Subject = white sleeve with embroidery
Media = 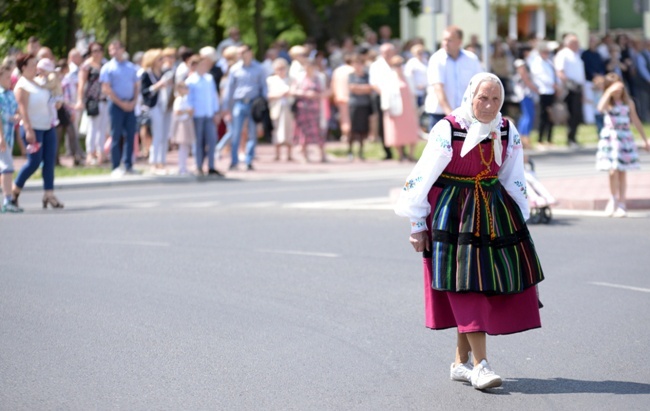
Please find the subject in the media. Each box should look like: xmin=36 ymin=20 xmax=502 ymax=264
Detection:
xmin=498 ymin=122 xmax=530 ymax=220
xmin=395 ymin=120 xmax=453 ymax=233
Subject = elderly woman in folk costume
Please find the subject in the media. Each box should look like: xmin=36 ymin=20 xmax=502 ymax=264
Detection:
xmin=395 ymin=72 xmax=544 ymax=391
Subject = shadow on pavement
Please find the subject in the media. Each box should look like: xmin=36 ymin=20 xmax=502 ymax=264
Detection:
xmin=480 ymin=378 xmax=650 ymax=395
xmin=528 ymin=216 xmax=579 ymax=226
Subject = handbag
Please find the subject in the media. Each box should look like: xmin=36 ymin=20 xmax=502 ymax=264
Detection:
xmin=85 ymin=96 xmax=99 ymax=116
xmin=547 ymin=100 xmax=569 ymax=125
xmin=251 ymin=95 xmax=269 ymax=123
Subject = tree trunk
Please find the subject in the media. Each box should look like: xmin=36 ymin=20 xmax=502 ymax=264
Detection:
xmin=66 ymin=0 xmax=78 ymax=52
xmin=288 ymin=0 xmax=325 ymax=42
xmin=214 ymin=0 xmax=223 ymax=47
xmin=121 ymin=13 xmax=128 ymax=50
xmin=254 ymin=0 xmax=264 ymax=59
xmin=289 ymin=0 xmax=365 ymax=47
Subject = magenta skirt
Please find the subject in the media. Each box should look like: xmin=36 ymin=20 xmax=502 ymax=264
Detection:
xmin=423 ymin=257 xmax=541 ymax=335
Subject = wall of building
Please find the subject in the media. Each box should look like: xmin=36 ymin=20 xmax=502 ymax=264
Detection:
xmin=400 ymin=0 xmax=594 ymax=50
xmin=555 ymin=0 xmax=589 ymax=46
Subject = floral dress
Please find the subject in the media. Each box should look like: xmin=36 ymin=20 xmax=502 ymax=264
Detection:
xmin=294 ymin=75 xmax=322 ymax=145
xmin=395 ymin=115 xmax=543 ymax=335
xmin=596 ymin=102 xmax=640 ymax=171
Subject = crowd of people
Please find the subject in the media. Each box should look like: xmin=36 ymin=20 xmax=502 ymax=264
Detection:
xmin=1 ymin=25 xmax=649 ymax=214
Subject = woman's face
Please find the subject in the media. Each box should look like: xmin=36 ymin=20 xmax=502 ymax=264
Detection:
xmin=472 ymin=81 xmax=502 ymax=123
xmin=90 ymin=45 xmax=104 ymax=63
xmin=153 ymin=56 xmax=163 ymax=72
xmin=21 ymin=57 xmax=37 ymax=78
xmin=274 ymin=64 xmax=288 ymax=78
xmin=0 ymin=70 xmax=11 ymax=89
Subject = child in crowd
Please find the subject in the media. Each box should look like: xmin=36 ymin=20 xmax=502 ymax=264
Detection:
xmin=35 ymin=58 xmax=63 ymax=128
xmin=172 ymin=82 xmax=195 ymax=175
xmin=591 ymin=74 xmax=605 ymax=136
xmin=596 ymin=73 xmax=650 ymax=217
xmin=0 ymin=63 xmax=22 ymax=213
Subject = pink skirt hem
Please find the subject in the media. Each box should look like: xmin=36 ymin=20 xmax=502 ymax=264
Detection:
xmin=423 ymin=258 xmax=541 ymax=336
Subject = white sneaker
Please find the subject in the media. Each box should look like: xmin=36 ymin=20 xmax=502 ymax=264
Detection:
xmin=470 ymin=359 xmax=502 ymax=390
xmin=110 ymin=168 xmax=125 ymax=178
xmin=613 ymin=206 xmax=627 ymax=218
xmin=450 ymin=360 xmax=473 ymax=382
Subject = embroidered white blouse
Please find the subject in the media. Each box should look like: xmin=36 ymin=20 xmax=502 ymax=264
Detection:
xmin=395 ymin=118 xmax=530 ymax=233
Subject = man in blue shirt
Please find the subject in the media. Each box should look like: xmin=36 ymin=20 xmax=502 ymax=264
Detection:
xmin=634 ymin=39 xmax=650 ymax=123
xmin=186 ymin=55 xmax=222 ymax=176
xmin=100 ymin=40 xmax=139 ymax=175
xmin=223 ymin=44 xmax=268 ymax=171
xmin=581 ymin=35 xmax=607 ymax=125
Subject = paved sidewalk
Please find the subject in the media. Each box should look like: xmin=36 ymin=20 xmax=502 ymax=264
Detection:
xmin=525 ymin=146 xmax=650 ymax=212
xmin=15 ymin=142 xmax=650 ymax=212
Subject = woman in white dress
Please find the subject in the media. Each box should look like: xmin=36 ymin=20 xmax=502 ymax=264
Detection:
xmin=266 ymin=58 xmax=294 ymax=161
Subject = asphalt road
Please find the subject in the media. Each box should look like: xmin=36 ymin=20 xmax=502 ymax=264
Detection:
xmin=1 ymin=171 xmax=649 ymax=410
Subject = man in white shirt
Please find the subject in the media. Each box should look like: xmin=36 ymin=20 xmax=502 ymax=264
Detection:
xmin=369 ymin=43 xmax=396 ymax=160
xmin=555 ymin=33 xmax=586 ymax=147
xmin=424 ymin=26 xmax=483 ymax=130
xmin=530 ymin=42 xmax=561 ymax=146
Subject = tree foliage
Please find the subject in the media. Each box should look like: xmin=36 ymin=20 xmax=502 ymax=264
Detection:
xmin=0 ymin=0 xmax=597 ymax=59
xmin=0 ymin=0 xmax=78 ymax=57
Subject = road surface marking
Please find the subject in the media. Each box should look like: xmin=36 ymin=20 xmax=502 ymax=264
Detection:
xmin=257 ymin=249 xmax=340 ymax=258
xmin=89 ymin=240 xmax=171 ymax=247
xmin=552 ymin=209 xmax=650 ymax=218
xmin=284 ymin=197 xmax=392 ymax=210
xmin=590 ymin=282 xmax=650 ymax=293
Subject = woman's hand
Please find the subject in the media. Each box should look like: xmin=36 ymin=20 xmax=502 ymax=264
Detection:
xmin=24 ymin=128 xmax=36 ymax=144
xmin=607 ymin=82 xmax=625 ymax=94
xmin=410 ymin=231 xmax=430 ymax=253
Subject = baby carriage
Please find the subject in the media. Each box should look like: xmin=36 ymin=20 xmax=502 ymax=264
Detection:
xmin=525 ymin=158 xmax=556 ymax=224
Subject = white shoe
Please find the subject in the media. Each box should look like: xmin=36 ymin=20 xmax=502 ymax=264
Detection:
xmin=470 ymin=359 xmax=502 ymax=390
xmin=450 ymin=360 xmax=474 ymax=382
xmin=613 ymin=205 xmax=627 ymax=218
xmin=110 ymin=168 xmax=125 ymax=178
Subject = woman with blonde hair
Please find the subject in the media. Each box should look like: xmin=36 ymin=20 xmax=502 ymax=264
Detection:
xmin=140 ymin=48 xmax=173 ymax=173
xmin=381 ymin=55 xmax=419 ymax=161
xmin=266 ymin=58 xmax=294 ymax=161
xmin=597 ymin=72 xmax=650 ymax=217
xmin=291 ymin=59 xmax=324 ymax=162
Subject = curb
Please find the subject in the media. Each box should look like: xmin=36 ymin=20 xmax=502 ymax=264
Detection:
xmin=22 ymin=173 xmax=232 ymax=191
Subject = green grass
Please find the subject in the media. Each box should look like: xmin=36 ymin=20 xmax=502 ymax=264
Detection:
xmin=328 ymin=124 xmax=650 ymax=160
xmin=29 ymin=166 xmax=112 ymax=180
xmin=15 ymin=124 xmax=648 ymax=179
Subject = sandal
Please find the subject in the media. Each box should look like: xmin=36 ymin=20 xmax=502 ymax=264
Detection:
xmin=42 ymin=195 xmax=64 ymax=209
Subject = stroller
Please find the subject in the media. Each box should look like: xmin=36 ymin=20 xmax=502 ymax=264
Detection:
xmin=524 ymin=158 xmax=556 ymax=224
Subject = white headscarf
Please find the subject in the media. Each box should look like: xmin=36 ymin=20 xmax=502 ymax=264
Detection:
xmin=452 ymin=72 xmax=505 ymax=166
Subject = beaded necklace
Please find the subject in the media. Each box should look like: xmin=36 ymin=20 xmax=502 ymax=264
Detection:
xmin=478 ymin=137 xmax=494 ymax=170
